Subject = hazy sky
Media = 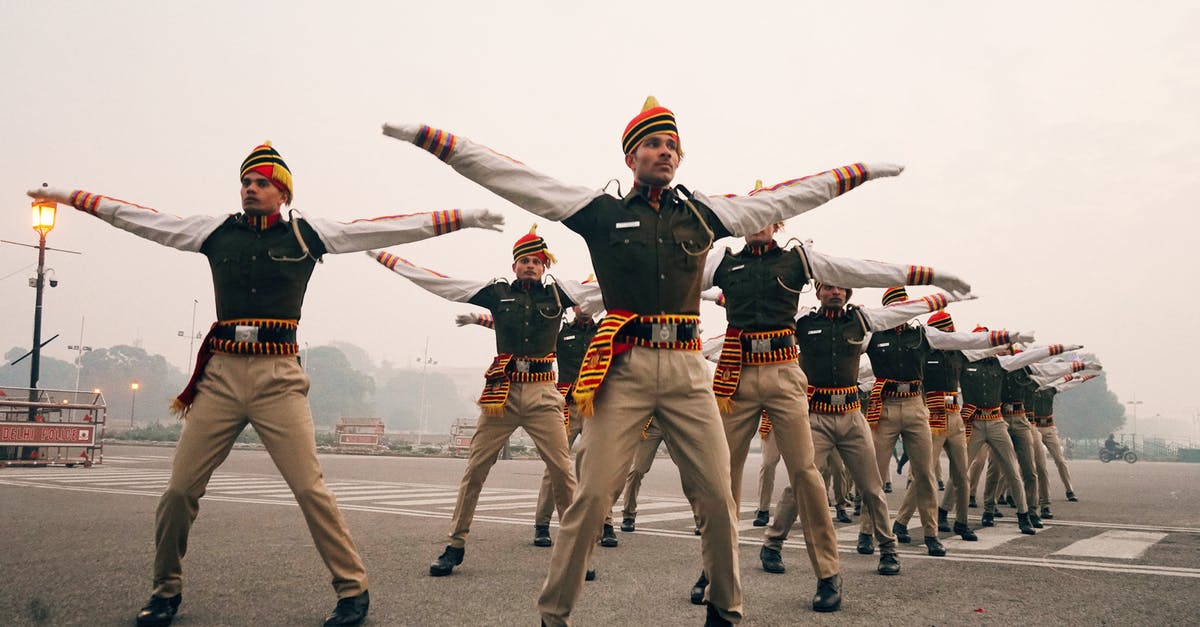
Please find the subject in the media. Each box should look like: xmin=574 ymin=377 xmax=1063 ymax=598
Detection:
xmin=2 ymin=2 xmax=1197 ymax=433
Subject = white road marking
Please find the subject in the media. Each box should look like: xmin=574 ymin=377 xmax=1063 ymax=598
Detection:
xmin=1053 ymin=530 xmax=1168 ymax=559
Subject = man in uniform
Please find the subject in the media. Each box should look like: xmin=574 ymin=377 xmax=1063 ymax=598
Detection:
xmin=29 ymin=142 xmax=504 ymax=627
xmin=366 ymin=228 xmax=601 ymax=577
xmin=382 ymin=96 xmax=903 ymax=624
xmin=862 ymin=288 xmax=1032 ymax=555
xmin=763 ymin=284 xmax=966 ymax=574
xmin=700 ymin=223 xmax=973 ymax=589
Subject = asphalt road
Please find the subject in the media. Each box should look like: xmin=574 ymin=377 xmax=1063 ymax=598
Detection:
xmin=1 ymin=444 xmax=1197 ymax=626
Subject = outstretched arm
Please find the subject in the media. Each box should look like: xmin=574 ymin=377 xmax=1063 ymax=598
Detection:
xmin=383 ymin=123 xmax=603 ymax=221
xmin=927 ymin=327 xmax=1035 ymax=350
xmin=556 ymin=279 xmax=605 ymax=317
xmin=366 ymin=250 xmax=492 ymax=303
xmin=997 ymin=344 xmax=1084 ymax=371
xmin=28 ymin=187 xmax=224 ymax=252
xmin=805 ymin=246 xmax=971 ymax=297
xmin=455 ymin=312 xmax=495 ymax=329
xmin=694 ymin=164 xmax=904 ymax=237
xmin=308 ymin=208 xmax=504 ymax=254
xmin=859 ymin=291 xmax=965 ymax=331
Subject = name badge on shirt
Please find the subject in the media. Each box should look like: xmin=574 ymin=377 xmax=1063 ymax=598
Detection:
xmin=927 ymin=360 xmax=940 ymax=364
xmin=563 ymin=335 xmax=576 ymax=341
xmin=807 ymin=329 xmax=823 ymax=335
xmin=500 ymin=298 xmax=516 ymax=303
xmin=730 ymin=264 xmax=745 ymax=272
xmin=615 ymin=221 xmax=640 ymax=229
xmin=877 ymin=342 xmax=891 ymax=347
xmin=966 ymin=368 xmax=978 ymax=372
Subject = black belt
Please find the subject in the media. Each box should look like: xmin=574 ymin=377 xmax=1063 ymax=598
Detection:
xmin=1002 ymin=402 xmax=1025 ymax=413
xmin=619 ymin=321 xmax=699 ymax=343
xmin=509 ymin=359 xmax=555 ymax=374
xmin=212 ymin=324 xmax=297 ymax=344
xmin=741 ymin=334 xmax=797 ymax=353
xmin=810 ymin=390 xmax=860 ymax=406
xmin=882 ymin=380 xmax=922 ymax=395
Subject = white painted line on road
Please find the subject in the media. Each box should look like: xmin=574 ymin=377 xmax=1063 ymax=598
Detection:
xmin=634 ymin=505 xmax=757 ymax=524
xmin=617 ymin=501 xmax=691 ymax=512
xmin=377 ymin=493 xmax=533 ymax=507
xmin=1052 ymin=530 xmax=1167 ymax=559
xmin=335 ymin=490 xmax=451 ymax=502
xmin=471 ymin=500 xmax=539 ymax=511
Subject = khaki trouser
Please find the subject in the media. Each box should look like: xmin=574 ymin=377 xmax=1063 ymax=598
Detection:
xmin=767 ymin=408 xmax=896 ymax=554
xmin=864 ymin=396 xmax=938 ymax=538
xmin=822 ymin=449 xmax=851 ymax=508
xmin=757 ymin=431 xmax=782 ymax=512
xmin=988 ymin=411 xmax=1039 ymax=513
xmin=900 ymin=408 xmax=969 ymax=526
xmin=450 ymin=381 xmax=575 ymax=548
xmin=154 ymin=354 xmax=366 ymax=599
xmin=536 ymin=406 xmax=614 ymax=527
xmin=723 ymin=362 xmax=839 ymax=579
xmin=1038 ymin=425 xmax=1076 ymax=495
xmin=964 ymin=419 xmax=1028 ymax=514
xmin=1030 ymin=424 xmax=1052 ymax=508
xmin=618 ymin=419 xmax=665 ymax=520
xmin=538 ymin=348 xmax=742 ymax=626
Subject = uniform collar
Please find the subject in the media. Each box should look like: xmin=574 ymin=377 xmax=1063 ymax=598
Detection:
xmin=741 ymin=240 xmax=779 ymax=256
xmin=238 ymin=212 xmax=283 ymax=232
xmin=819 ymin=306 xmax=846 ymax=319
xmin=629 ymin=183 xmax=675 ymax=210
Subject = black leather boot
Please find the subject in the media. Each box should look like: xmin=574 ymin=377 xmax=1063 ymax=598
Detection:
xmin=937 ymin=507 xmax=951 ymax=532
xmin=1029 ymin=512 xmax=1044 ymax=528
xmin=621 ymin=517 xmax=636 ymax=532
xmin=969 ymin=495 xmax=978 ymax=508
xmin=1066 ymin=491 xmax=1078 ymax=502
xmin=429 ymin=545 xmax=465 ymax=576
xmin=600 ymin=523 xmax=619 ymax=547
xmin=759 ymin=546 xmax=785 ymax=574
xmin=892 ymin=521 xmax=911 ymax=544
xmin=877 ymin=552 xmax=900 ymax=576
xmin=924 ymin=536 xmax=947 ymax=557
xmin=705 ymin=603 xmax=733 ymax=627
xmin=533 ymin=525 xmax=552 ymax=547
xmin=981 ymin=511 xmax=995 ymax=527
xmin=812 ymin=574 xmax=842 ymax=612
xmin=323 ymin=590 xmax=369 ymax=627
xmin=689 ymin=571 xmax=708 ymax=605
xmin=856 ymin=533 xmax=875 ymax=555
xmin=752 ymin=509 xmax=770 ymax=526
xmin=954 ymin=521 xmax=978 ymax=541
xmin=1040 ymin=507 xmax=1054 ymax=519
xmin=835 ymin=508 xmax=852 ymax=524
xmin=1017 ymin=512 xmax=1036 ymax=535
xmin=136 ymin=594 xmax=182 ymax=627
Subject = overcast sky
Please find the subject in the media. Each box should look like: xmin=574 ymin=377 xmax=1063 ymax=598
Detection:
xmin=2 ymin=1 xmax=1197 ymax=434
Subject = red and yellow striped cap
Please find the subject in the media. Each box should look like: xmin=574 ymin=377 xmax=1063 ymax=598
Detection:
xmin=513 ymin=224 xmax=556 ymax=266
xmin=882 ymin=286 xmax=908 ymax=306
xmin=928 ymin=311 xmax=955 ymax=332
xmin=622 ymin=96 xmax=682 ymax=156
xmin=240 ymin=141 xmax=293 ymax=201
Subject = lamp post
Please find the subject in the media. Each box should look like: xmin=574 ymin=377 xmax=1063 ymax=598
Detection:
xmin=178 ymin=298 xmax=201 ymax=374
xmin=28 ymin=200 xmax=57 ymax=404
xmin=415 ymin=337 xmax=437 ymax=446
xmin=130 ymin=381 xmax=140 ymax=427
xmin=1126 ymin=398 xmax=1143 ymax=450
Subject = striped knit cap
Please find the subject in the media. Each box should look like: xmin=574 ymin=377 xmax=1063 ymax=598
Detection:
xmin=928 ymin=311 xmax=955 ymax=332
xmin=513 ymin=224 xmax=556 ymax=266
xmin=240 ymin=141 xmax=293 ymax=201
xmin=882 ymin=286 xmax=908 ymax=306
xmin=621 ymin=96 xmax=682 ymax=157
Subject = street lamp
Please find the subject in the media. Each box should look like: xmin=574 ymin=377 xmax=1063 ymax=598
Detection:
xmin=1126 ymin=399 xmax=1143 ymax=450
xmin=130 ymin=381 xmax=140 ymax=427
xmin=21 ymin=199 xmax=57 ymax=460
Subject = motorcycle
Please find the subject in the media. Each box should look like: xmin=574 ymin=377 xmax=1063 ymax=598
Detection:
xmin=1099 ymin=445 xmax=1138 ymax=463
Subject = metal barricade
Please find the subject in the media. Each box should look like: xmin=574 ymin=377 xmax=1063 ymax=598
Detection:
xmin=0 ymin=386 xmax=107 ymax=467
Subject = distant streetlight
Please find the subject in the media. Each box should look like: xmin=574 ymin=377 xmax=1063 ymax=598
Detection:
xmin=178 ymin=298 xmax=202 ymax=374
xmin=1126 ymin=398 xmax=1143 ymax=449
xmin=415 ymin=337 xmax=437 ymax=446
xmin=130 ymin=381 xmax=140 ymax=427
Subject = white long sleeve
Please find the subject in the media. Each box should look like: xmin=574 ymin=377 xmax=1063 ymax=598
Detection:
xmin=859 ymin=292 xmax=959 ymax=331
xmin=807 ymin=247 xmax=972 ymax=297
xmin=365 ymin=250 xmax=493 ymax=303
xmin=695 ymin=164 xmax=903 ymax=237
xmin=926 ymin=327 xmax=1027 ymax=350
xmin=45 ymin=188 xmax=224 ymax=252
xmin=556 ymin=278 xmax=605 ymax=317
xmin=995 ymin=344 xmax=1084 ymax=371
xmin=307 ymin=209 xmax=490 ymax=253
xmin=383 ymin=123 xmax=602 ymax=220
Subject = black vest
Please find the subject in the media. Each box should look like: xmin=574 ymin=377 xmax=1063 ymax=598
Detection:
xmin=468 ymin=281 xmax=565 ymax=357
xmin=924 ymin=349 xmax=966 ymax=393
xmin=960 ymin=356 xmax=1005 ymax=408
xmin=713 ymin=244 xmax=811 ymax=332
xmin=1031 ymin=388 xmax=1057 ymax=416
xmin=556 ymin=320 xmax=598 ymax=383
xmin=1001 ymin=368 xmax=1035 ymax=403
xmin=866 ymin=324 xmax=928 ymax=381
xmin=200 ymin=215 xmax=327 ymax=320
xmin=796 ymin=307 xmax=867 ymax=388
